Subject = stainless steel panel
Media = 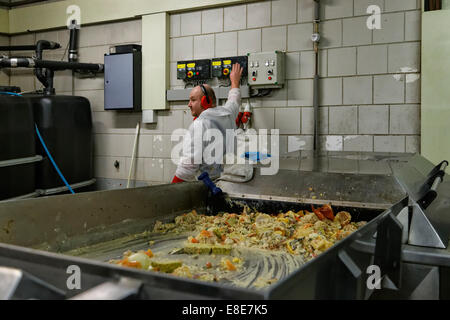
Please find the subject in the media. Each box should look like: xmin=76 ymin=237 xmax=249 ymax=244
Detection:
xmin=218 ymin=169 xmax=406 ymax=209
xmin=391 ymin=154 xmax=450 ymax=248
xmin=0 ymin=182 xmax=206 ymax=250
xmin=70 ymin=277 xmax=142 ymax=300
xmin=0 ymin=152 xmax=448 ymax=299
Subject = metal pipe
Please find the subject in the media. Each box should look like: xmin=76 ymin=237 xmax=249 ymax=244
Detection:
xmin=0 ymin=155 xmax=43 ymax=168
xmin=0 ymin=178 xmax=97 ymax=203
xmin=0 ymin=45 xmax=40 ymax=51
xmin=34 ymin=40 xmax=61 ymax=92
xmin=39 ymin=178 xmax=96 ymax=196
xmin=44 ymin=69 xmax=55 ymax=95
xmin=68 ymin=19 xmax=80 ymax=95
xmin=0 ymin=57 xmax=104 ymax=71
xmin=0 ymin=42 xmax=60 ymax=52
xmin=312 ymin=0 xmax=321 ymax=153
xmin=37 ymin=59 xmax=104 ymax=71
xmin=68 ymin=20 xmax=79 ymax=63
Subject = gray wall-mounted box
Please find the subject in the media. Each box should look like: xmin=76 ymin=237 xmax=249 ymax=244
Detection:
xmin=248 ymin=51 xmax=285 ymax=89
xmin=104 ymin=51 xmax=142 ymax=110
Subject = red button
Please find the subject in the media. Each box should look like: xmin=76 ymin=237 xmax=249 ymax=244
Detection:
xmin=252 ymin=77 xmax=256 ymax=81
xmin=196 ymin=72 xmax=199 ymax=75
xmin=268 ymin=76 xmax=272 ymax=80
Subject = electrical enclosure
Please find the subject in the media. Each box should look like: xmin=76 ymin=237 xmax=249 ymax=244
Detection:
xmin=248 ymin=51 xmax=285 ymax=88
xmin=104 ymin=51 xmax=142 ymax=110
xmin=177 ymin=59 xmax=211 ymax=81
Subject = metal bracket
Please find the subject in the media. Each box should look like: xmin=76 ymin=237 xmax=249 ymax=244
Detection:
xmin=0 ymin=266 xmax=66 ymax=300
xmin=338 ymin=250 xmax=362 ymax=279
xmin=70 ymin=277 xmax=142 ymax=300
xmin=374 ymin=212 xmax=403 ymax=290
xmin=408 ymin=202 xmax=446 ymax=248
xmin=396 ymin=206 xmax=410 ymax=244
xmin=334 ymin=250 xmax=363 ymax=299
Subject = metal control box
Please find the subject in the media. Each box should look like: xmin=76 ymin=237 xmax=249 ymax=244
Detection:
xmin=177 ymin=59 xmax=211 ymax=81
xmin=104 ymin=51 xmax=142 ymax=110
xmin=248 ymin=51 xmax=285 ymax=88
xmin=212 ymin=56 xmax=248 ymax=79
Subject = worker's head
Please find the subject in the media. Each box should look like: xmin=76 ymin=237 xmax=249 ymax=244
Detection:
xmin=188 ymin=84 xmax=217 ymax=117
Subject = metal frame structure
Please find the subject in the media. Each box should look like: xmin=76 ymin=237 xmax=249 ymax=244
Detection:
xmin=0 ymin=153 xmax=449 ymax=299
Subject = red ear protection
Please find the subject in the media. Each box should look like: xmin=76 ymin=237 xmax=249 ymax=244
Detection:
xmin=201 ymin=96 xmax=212 ymax=109
xmin=200 ymin=84 xmax=212 ymax=109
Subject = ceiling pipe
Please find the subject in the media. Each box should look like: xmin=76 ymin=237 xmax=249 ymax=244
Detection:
xmin=0 ymin=56 xmax=104 ymax=95
xmin=0 ymin=45 xmax=41 ymax=51
xmin=68 ymin=19 xmax=79 ymax=63
xmin=0 ymin=57 xmax=103 ymax=71
xmin=34 ymin=40 xmax=60 ymax=94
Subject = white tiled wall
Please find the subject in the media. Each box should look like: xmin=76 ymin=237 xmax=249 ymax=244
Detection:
xmin=168 ymin=0 xmax=421 ymax=171
xmin=6 ymin=0 xmax=422 ymax=186
xmin=171 ymin=0 xmax=421 ymax=159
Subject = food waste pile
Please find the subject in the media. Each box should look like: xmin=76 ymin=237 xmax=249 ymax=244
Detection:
xmin=110 ymin=204 xmax=366 ymax=289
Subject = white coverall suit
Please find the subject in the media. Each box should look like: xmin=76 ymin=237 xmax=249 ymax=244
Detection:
xmin=174 ymin=88 xmax=241 ymax=181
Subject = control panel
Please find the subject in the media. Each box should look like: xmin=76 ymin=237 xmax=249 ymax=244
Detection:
xmin=211 ymin=56 xmax=248 ymax=79
xmin=177 ymin=59 xmax=211 ymax=81
xmin=248 ymin=51 xmax=285 ymax=88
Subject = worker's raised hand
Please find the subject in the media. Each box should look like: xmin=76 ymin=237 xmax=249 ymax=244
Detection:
xmin=230 ymin=62 xmax=243 ymax=89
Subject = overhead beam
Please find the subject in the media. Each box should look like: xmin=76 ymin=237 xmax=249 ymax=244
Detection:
xmin=7 ymin=0 xmax=254 ymax=34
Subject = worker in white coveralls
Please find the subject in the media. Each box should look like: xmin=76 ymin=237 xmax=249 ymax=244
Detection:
xmin=172 ymin=63 xmax=244 ymax=183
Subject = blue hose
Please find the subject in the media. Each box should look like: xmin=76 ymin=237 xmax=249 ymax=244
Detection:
xmin=0 ymin=91 xmax=22 ymax=96
xmin=0 ymin=91 xmax=75 ymax=194
xmin=35 ymin=124 xmax=75 ymax=194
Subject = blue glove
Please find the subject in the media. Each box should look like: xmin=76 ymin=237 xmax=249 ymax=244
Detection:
xmin=198 ymin=172 xmax=222 ymax=196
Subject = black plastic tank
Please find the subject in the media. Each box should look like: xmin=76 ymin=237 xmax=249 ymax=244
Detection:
xmin=0 ymin=96 xmax=36 ymax=200
xmin=29 ymin=95 xmax=93 ymax=190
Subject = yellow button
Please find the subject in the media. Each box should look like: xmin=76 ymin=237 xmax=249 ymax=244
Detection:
xmin=187 ymin=71 xmax=194 ymax=78
xmin=223 ymin=68 xmax=229 ymax=75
